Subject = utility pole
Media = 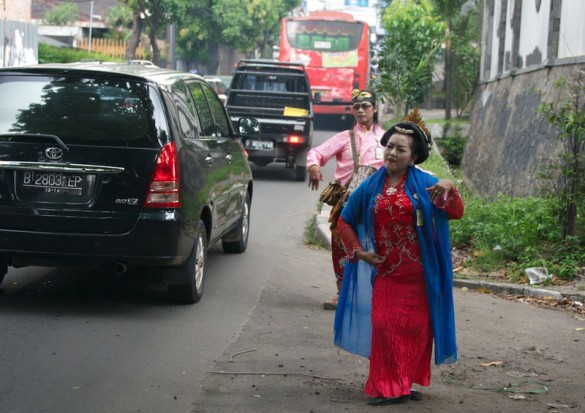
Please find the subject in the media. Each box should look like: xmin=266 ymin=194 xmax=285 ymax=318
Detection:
xmin=166 ymin=24 xmax=176 ymax=69
xmin=2 ymin=0 xmax=6 ymax=67
xmin=88 ymin=0 xmax=93 ymax=52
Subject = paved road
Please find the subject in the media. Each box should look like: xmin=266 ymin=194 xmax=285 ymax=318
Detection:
xmin=0 ymin=128 xmax=336 ymax=413
xmin=196 ymin=249 xmax=585 ymax=412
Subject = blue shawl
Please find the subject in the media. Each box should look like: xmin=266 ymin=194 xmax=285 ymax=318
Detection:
xmin=334 ymin=165 xmax=458 ymax=365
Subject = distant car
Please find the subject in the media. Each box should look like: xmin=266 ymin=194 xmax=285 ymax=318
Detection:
xmin=0 ymin=62 xmax=257 ymax=304
xmin=128 ymin=60 xmax=158 ymax=67
xmin=204 ymin=76 xmax=228 ymax=106
xmin=217 ymin=75 xmax=233 ymax=89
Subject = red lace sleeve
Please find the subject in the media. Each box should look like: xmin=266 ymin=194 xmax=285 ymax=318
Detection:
xmin=336 ymin=216 xmax=363 ymax=261
xmin=435 ymin=188 xmax=464 ymax=219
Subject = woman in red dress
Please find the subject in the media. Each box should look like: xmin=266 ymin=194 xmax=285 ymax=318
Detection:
xmin=334 ymin=109 xmax=464 ymax=406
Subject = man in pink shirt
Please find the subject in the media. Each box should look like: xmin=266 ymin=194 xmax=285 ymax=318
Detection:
xmin=307 ymin=89 xmax=386 ymax=309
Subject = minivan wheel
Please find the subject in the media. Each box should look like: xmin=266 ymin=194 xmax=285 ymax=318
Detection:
xmin=0 ymin=260 xmax=7 ymax=286
xmin=166 ymin=220 xmax=207 ymax=304
xmin=222 ymin=193 xmax=250 ymax=253
xmin=294 ymin=165 xmax=307 ymax=181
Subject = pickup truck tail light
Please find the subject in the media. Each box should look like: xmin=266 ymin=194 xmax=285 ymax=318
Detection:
xmin=286 ymin=135 xmax=305 ymax=144
xmin=144 ymin=142 xmax=181 ymax=208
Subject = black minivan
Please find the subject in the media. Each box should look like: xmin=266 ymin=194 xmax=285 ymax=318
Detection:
xmin=0 ymin=62 xmax=256 ymax=303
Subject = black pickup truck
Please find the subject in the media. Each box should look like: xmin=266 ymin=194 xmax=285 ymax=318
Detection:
xmin=226 ymin=60 xmax=313 ymax=181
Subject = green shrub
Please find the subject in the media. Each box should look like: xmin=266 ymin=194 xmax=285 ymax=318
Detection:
xmin=449 ymin=194 xmax=585 ymax=280
xmin=437 ymin=122 xmax=466 ymax=166
xmin=44 ymin=3 xmax=78 ymax=26
xmin=39 ymin=43 xmax=118 ymax=64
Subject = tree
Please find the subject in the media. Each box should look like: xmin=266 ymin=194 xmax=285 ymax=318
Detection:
xmin=373 ymin=0 xmax=445 ymax=118
xmin=213 ymin=0 xmax=298 ymax=58
xmin=539 ymin=75 xmax=585 ymax=238
xmin=44 ymin=3 xmax=78 ymax=26
xmin=176 ymin=0 xmax=298 ymax=73
xmin=121 ymin=0 xmax=187 ymax=65
xmin=106 ymin=4 xmax=134 ymax=41
xmin=450 ymin=0 xmax=480 ymax=117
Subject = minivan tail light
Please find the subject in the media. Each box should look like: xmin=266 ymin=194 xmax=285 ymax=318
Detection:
xmin=144 ymin=142 xmax=181 ymax=208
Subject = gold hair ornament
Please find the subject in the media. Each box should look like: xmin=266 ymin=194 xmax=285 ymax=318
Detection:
xmin=402 ymin=108 xmax=430 ymax=141
xmin=400 ymin=108 xmax=432 ymax=157
xmin=352 ymin=89 xmax=373 ymax=100
xmin=394 ymin=126 xmax=414 ymax=135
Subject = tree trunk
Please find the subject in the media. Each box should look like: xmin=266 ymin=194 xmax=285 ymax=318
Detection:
xmin=206 ymin=43 xmax=219 ymax=75
xmin=148 ymin=27 xmax=160 ymax=66
xmin=126 ymin=12 xmax=142 ymax=60
xmin=444 ymin=24 xmax=452 ymax=121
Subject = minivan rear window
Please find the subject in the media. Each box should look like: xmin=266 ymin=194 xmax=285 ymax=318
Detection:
xmin=0 ymin=74 xmax=168 ymax=148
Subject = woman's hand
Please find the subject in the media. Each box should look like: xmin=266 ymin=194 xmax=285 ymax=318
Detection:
xmin=308 ymin=165 xmax=323 ymax=191
xmin=356 ymin=250 xmax=385 ymax=266
xmin=426 ymin=179 xmax=455 ymax=204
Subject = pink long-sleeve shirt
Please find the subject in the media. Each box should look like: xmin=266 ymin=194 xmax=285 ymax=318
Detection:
xmin=307 ymin=123 xmax=386 ymax=186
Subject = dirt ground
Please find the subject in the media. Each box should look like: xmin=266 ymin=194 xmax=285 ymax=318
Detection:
xmin=194 ymin=248 xmax=585 ymax=413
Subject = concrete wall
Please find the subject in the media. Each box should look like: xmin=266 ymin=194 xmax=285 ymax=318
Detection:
xmin=462 ymin=60 xmax=584 ymax=198
xmin=465 ymin=0 xmax=585 ymax=198
xmin=0 ymin=0 xmax=32 ymax=22
xmin=0 ymin=20 xmax=38 ymax=67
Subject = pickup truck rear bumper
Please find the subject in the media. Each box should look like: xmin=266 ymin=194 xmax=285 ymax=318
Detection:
xmin=231 ymin=115 xmax=312 ymax=167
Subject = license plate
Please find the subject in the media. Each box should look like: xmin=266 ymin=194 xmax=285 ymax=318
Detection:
xmin=246 ymin=140 xmax=274 ymax=151
xmin=21 ymin=171 xmax=84 ymax=196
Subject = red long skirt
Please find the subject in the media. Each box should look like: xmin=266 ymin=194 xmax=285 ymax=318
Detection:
xmin=365 ymin=268 xmax=432 ymax=398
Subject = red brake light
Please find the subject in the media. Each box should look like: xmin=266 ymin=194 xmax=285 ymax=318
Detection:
xmin=287 ymin=135 xmax=304 ymax=144
xmin=144 ymin=142 xmax=181 ymax=208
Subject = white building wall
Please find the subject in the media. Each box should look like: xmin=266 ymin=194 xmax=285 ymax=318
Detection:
xmin=488 ymin=0 xmax=502 ymax=78
xmin=518 ymin=0 xmax=549 ymax=65
xmin=503 ymin=0 xmax=516 ymax=68
xmin=558 ymin=0 xmax=585 ymax=59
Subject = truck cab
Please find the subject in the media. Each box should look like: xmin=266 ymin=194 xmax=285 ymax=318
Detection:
xmin=227 ymin=60 xmax=313 ymax=181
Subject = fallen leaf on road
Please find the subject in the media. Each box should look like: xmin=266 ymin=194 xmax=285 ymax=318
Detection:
xmin=576 ymin=327 xmax=584 ymax=331
xmin=508 ymin=394 xmax=526 ymax=400
xmin=547 ymin=402 xmax=569 ymax=409
xmin=477 ymin=288 xmax=492 ymax=294
xmin=506 ymin=371 xmax=539 ymax=378
xmin=480 ymin=360 xmax=504 ymax=367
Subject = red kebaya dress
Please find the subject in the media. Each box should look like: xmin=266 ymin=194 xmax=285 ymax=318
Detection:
xmin=337 ymin=174 xmax=464 ymax=398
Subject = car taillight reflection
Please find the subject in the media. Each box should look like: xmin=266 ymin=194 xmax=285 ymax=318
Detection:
xmin=144 ymin=142 xmax=181 ymax=208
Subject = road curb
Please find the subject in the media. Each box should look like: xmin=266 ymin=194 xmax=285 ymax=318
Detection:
xmin=314 ymin=205 xmax=332 ymax=250
xmin=314 ymin=206 xmax=585 ymax=304
xmin=453 ymin=278 xmax=563 ymax=300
